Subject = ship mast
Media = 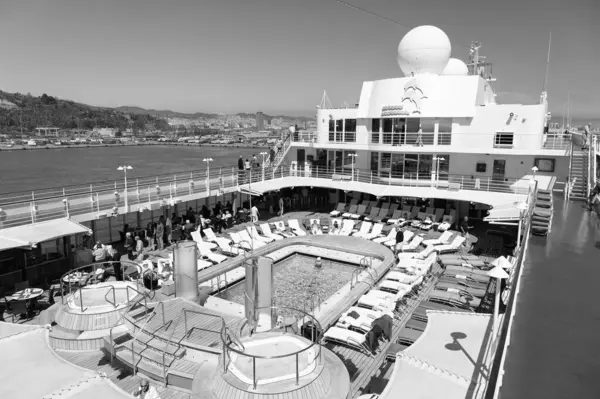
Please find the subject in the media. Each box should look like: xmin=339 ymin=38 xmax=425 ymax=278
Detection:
xmin=467 ymin=41 xmax=495 ymax=83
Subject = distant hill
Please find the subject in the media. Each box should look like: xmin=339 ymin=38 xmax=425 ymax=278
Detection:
xmin=0 ymin=91 xmax=170 ymax=133
xmin=114 ymin=106 xmax=220 ymax=120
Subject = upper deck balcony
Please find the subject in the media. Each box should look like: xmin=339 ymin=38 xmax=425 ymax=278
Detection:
xmin=291 ymin=130 xmax=571 ymax=155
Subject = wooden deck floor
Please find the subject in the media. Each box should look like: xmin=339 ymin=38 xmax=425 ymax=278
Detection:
xmin=324 ymin=262 xmax=444 ymax=398
xmin=56 ymin=349 xmax=194 ymax=399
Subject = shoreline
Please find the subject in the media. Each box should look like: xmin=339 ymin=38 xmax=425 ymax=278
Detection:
xmin=0 ymin=141 xmax=270 ymax=151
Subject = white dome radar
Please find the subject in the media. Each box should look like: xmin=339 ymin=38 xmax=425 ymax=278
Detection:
xmin=397 ymin=25 xmax=451 ymax=76
xmin=442 ymin=58 xmax=469 ymax=76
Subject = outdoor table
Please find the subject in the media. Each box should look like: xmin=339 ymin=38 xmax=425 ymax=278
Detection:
xmin=10 ymin=288 xmax=44 ymax=302
xmin=62 ymin=272 xmax=89 ymax=285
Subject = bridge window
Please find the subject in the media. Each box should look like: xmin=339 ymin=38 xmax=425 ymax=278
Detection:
xmin=371 ymin=119 xmax=380 ymax=144
xmin=437 ymin=118 xmax=453 ymax=145
xmin=328 ymin=120 xmax=334 ymax=141
xmin=393 ymin=118 xmax=405 ymax=145
xmin=342 ymin=150 xmax=357 ymax=169
xmin=404 ymin=154 xmax=419 ymax=178
xmin=382 ymin=118 xmax=393 ymax=144
xmin=494 ymin=132 xmax=514 ymax=148
xmin=420 ymin=118 xmax=436 ymax=145
xmin=391 ymin=154 xmax=404 ymax=177
xmin=437 ymin=154 xmax=450 ymax=180
xmin=381 ymin=153 xmax=391 ymax=171
xmin=370 ymin=152 xmax=379 ymax=174
xmin=419 ymin=154 xmax=433 ymax=179
xmin=335 ymin=120 xmax=343 ymax=142
xmin=344 ymin=119 xmax=356 ymax=142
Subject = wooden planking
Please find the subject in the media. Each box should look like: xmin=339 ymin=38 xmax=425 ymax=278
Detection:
xmin=50 ymin=336 xmax=104 ymax=351
xmin=56 ymin=349 xmax=191 ymax=399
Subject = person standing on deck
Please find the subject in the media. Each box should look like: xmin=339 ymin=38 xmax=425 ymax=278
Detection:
xmin=394 ymin=227 xmax=404 ymax=256
xmin=155 ymin=218 xmax=165 ymax=250
xmin=460 ymin=216 xmax=474 ymax=247
xmin=415 ymin=125 xmax=424 ymax=147
xmin=278 ymin=196 xmax=284 ymax=217
xmin=125 ymin=233 xmax=134 ymax=260
xmin=251 ymin=204 xmax=259 ymax=223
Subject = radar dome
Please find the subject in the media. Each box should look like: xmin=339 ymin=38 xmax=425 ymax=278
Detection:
xmin=397 ymin=25 xmax=451 ymax=76
xmin=442 ymin=58 xmax=469 ymax=76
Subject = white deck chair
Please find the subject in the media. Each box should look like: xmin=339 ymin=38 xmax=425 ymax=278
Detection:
xmin=330 ymin=203 xmax=346 ymax=217
xmin=337 ymin=311 xmax=376 ymax=333
xmin=433 ymin=235 xmax=466 ymax=253
xmin=345 ymin=306 xmax=395 ymax=320
xmin=338 ymin=219 xmax=355 ymax=236
xmin=203 ymin=228 xmax=232 ymax=247
xmin=433 ymin=208 xmax=445 ymax=222
xmin=237 ymin=229 xmax=266 ymax=249
xmin=373 ymin=229 xmax=395 ymax=244
xmin=287 ymin=219 xmax=307 ymax=236
xmin=197 ymin=258 xmax=213 ymax=272
xmin=385 ymin=271 xmax=419 ymax=284
xmin=384 ymin=230 xmax=415 ymax=248
xmin=214 ymin=237 xmax=244 ymax=256
xmin=273 ymin=220 xmax=295 ymax=237
xmin=402 ymin=236 xmax=425 ymax=251
xmin=363 ymin=223 xmax=384 ymax=240
xmin=378 ymin=280 xmax=412 ymax=298
xmin=352 ymin=222 xmax=372 ymax=238
xmin=308 ymin=219 xmax=323 ymax=235
xmin=357 ymin=293 xmax=396 ymax=311
xmin=260 ymin=223 xmax=284 ymax=240
xmin=351 ymin=204 xmax=367 ymax=220
xmin=190 ymin=230 xmax=217 ymax=250
xmin=196 ymin=241 xmax=229 ymax=263
xmin=342 ymin=204 xmax=359 ymax=218
xmin=247 ymin=226 xmax=274 ymax=244
xmin=323 ymin=326 xmax=370 ymax=353
xmin=363 ymin=207 xmax=380 ymax=222
xmin=228 ymin=231 xmax=253 ymax=251
xmin=423 ymin=231 xmax=454 ymax=246
xmin=396 ymin=245 xmax=436 ymax=261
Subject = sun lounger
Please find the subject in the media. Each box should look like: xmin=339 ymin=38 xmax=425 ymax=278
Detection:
xmin=378 ymin=280 xmax=411 ymax=297
xmin=273 ymin=221 xmax=296 ymax=237
xmin=259 ymin=223 xmax=284 ymax=240
xmin=336 ymin=312 xmax=375 ymax=333
xmin=357 ymin=293 xmax=396 ymax=312
xmin=422 ymin=231 xmax=454 ymax=246
xmin=363 ymin=207 xmax=380 ymax=222
xmin=392 ymin=235 xmax=424 ymax=252
xmin=323 ymin=326 xmax=370 ymax=354
xmin=419 ymin=214 xmax=435 ymax=230
xmin=384 ymin=230 xmax=415 ymax=248
xmin=345 ymin=306 xmax=395 ymax=320
xmin=196 ymin=241 xmax=229 ymax=264
xmin=372 ymin=207 xmax=390 ymax=223
xmin=338 ymin=219 xmax=355 ymax=236
xmin=385 ymin=210 xmax=403 ymax=225
xmin=229 ymin=231 xmax=253 ymax=251
xmin=364 ymin=223 xmax=384 ymax=240
xmin=373 ymin=229 xmax=395 ymax=244
xmin=364 ymin=289 xmax=400 ymax=304
xmin=342 ymin=204 xmax=359 ymax=219
xmin=238 ymin=229 xmax=267 ymax=249
xmin=330 ymin=203 xmax=346 ymax=217
xmin=385 ymin=342 xmax=408 ymax=361
xmin=213 ymin=237 xmax=245 ymax=256
xmin=411 ymin=212 xmax=427 ymax=228
xmin=397 ymin=327 xmax=423 ymax=346
xmin=351 ymin=204 xmax=367 ymax=220
xmin=190 ymin=231 xmax=217 ymax=250
xmin=287 ymin=219 xmax=307 ymax=236
xmin=308 ymin=219 xmax=323 ymax=235
xmin=396 ymin=244 xmax=435 ymax=260
xmin=329 ymin=218 xmax=342 ymax=235
xmin=203 ymin=227 xmax=232 ymax=246
xmin=433 ymin=208 xmax=445 ymax=222
xmin=352 ymin=222 xmax=372 ymax=238
xmin=247 ymin=225 xmax=275 ymax=244
xmin=433 ymin=236 xmax=466 ymax=253
xmin=405 ymin=318 xmax=428 ymax=332
xmin=385 ymin=271 xmax=420 ymax=284
xmin=437 ymin=211 xmax=456 ymax=232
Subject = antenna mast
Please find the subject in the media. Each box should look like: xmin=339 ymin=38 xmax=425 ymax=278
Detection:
xmin=467 ymin=42 xmax=495 ymax=83
xmin=543 ymin=32 xmax=552 ymax=93
xmin=318 ymin=90 xmax=333 ymax=109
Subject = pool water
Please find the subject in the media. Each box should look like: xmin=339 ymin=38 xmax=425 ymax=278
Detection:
xmin=216 ymin=254 xmax=356 ymax=313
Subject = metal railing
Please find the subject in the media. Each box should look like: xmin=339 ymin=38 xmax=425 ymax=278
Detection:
xmin=486 ymin=179 xmax=538 ymax=398
xmin=1 ymin=154 xmax=532 ymax=230
xmin=567 ymin=140 xmax=574 ymax=200
xmin=293 ymin=131 xmax=572 ymax=151
xmin=59 ymin=260 xmax=144 ymax=306
xmin=221 ymin=305 xmax=323 ymax=389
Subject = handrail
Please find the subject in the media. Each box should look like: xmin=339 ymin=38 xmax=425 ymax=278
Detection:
xmin=567 ymin=140 xmax=574 ymax=200
xmin=221 ymin=305 xmax=323 ymax=389
xmin=587 ymin=137 xmax=593 ymax=199
xmin=309 ymin=292 xmax=322 ymax=312
xmin=60 ymin=260 xmax=143 ymax=305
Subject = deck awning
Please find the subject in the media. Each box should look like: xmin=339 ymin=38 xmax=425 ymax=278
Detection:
xmin=484 ymin=202 xmax=528 ymax=224
xmin=238 ymin=186 xmax=264 ymax=197
xmin=0 ymin=218 xmax=92 ymax=251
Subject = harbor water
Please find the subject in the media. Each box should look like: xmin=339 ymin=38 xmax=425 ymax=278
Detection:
xmin=0 ymin=145 xmax=264 ymax=195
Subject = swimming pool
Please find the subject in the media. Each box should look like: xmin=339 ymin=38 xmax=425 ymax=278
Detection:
xmin=215 ymin=254 xmax=357 ymax=314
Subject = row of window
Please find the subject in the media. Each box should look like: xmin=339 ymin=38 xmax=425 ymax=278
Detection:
xmin=371 ymin=153 xmax=450 ymax=179
xmin=328 ymin=119 xmax=357 ymax=143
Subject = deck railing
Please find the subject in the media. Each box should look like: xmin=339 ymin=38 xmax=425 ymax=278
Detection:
xmin=292 ymin=132 xmax=572 ymax=151
xmin=0 ymin=161 xmax=532 ymax=230
xmin=486 ymin=179 xmax=538 ymax=398
xmin=221 ymin=305 xmax=323 ymax=390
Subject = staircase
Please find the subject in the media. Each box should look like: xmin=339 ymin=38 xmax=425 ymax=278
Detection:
xmin=531 ymin=189 xmax=553 ymax=235
xmin=271 ymin=132 xmax=292 ymax=168
xmin=569 ymin=149 xmax=589 ymax=200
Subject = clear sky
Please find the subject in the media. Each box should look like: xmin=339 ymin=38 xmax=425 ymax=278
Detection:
xmin=1 ymin=0 xmax=598 ymax=118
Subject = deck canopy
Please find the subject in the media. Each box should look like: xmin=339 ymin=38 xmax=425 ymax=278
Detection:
xmin=379 ymin=311 xmax=493 ymax=399
xmin=0 ymin=218 xmax=91 ymax=251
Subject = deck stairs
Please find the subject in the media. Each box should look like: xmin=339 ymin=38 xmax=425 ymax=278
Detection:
xmin=531 ymin=189 xmax=553 ymax=236
xmin=271 ymin=132 xmax=292 ymax=168
xmin=103 ymin=297 xmax=242 ymax=392
xmin=569 ymin=149 xmax=589 ymax=200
